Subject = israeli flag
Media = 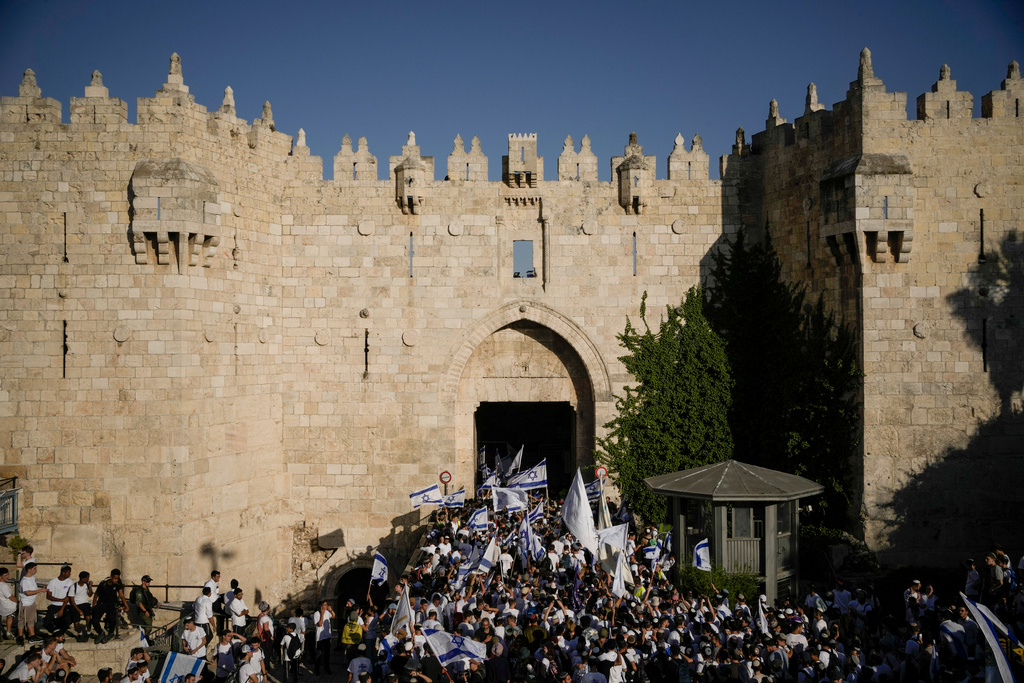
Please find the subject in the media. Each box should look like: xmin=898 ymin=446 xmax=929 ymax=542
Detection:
xmin=959 ymin=592 xmax=1018 ymax=683
xmin=158 ymin=652 xmax=205 ymax=683
xmin=507 ymin=459 xmax=547 ymax=490
xmin=441 ymin=488 xmax=466 ymax=508
xmin=423 ymin=628 xmax=488 ymax=665
xmin=477 ymin=445 xmax=486 ymax=469
xmin=693 ymin=537 xmax=711 ymax=572
xmin=528 ymin=502 xmax=544 ymax=524
xmin=584 ymin=478 xmax=602 ymax=501
xmin=492 ymin=487 xmax=529 ymax=512
xmin=476 ymin=536 xmax=499 ymax=575
xmin=410 ymin=484 xmax=442 ymax=509
xmin=371 ymin=552 xmax=388 ymax=585
xmin=644 ymin=543 xmax=661 ymax=564
xmin=467 ymin=507 xmax=488 ymax=532
xmin=477 ymin=469 xmax=498 ymax=494
xmin=138 ymin=625 xmax=149 ymax=649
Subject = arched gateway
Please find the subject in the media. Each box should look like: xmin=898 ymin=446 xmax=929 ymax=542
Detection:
xmin=442 ymin=301 xmax=612 ymax=496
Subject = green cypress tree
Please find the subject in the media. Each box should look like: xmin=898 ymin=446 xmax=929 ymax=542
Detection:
xmin=706 ymin=229 xmax=861 ymax=529
xmin=597 ymin=286 xmax=733 ymax=524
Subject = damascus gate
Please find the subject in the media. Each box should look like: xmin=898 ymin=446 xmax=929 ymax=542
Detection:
xmin=1 ymin=50 xmax=1022 ymax=603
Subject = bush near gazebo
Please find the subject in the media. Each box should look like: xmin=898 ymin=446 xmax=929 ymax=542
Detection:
xmin=675 ymin=562 xmax=762 ymax=603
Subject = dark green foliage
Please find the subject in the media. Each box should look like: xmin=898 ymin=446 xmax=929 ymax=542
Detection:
xmin=597 ymin=287 xmax=733 ymax=524
xmin=706 ymin=230 xmax=862 ymax=530
xmin=675 ymin=562 xmax=762 ymax=602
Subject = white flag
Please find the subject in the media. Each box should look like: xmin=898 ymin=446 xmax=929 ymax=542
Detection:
xmin=757 ymin=599 xmax=769 ymax=634
xmin=693 ymin=537 xmax=711 ymax=571
xmin=597 ymin=523 xmax=629 ymax=551
xmin=158 ymin=653 xmax=204 ymax=683
xmin=597 ymin=479 xmax=612 ymax=530
xmin=561 ymin=469 xmax=599 ymax=555
xmin=441 ymin=488 xmax=466 ymax=507
xmin=492 ymin=487 xmax=528 ymax=512
xmin=371 ymin=552 xmax=388 ymax=585
xmin=409 ymin=484 xmax=442 ymax=509
xmin=507 ymin=445 xmax=523 ymax=474
xmin=423 ymin=628 xmax=488 ymax=665
xmin=611 ymin=550 xmax=628 ymax=598
xmin=390 ymin=584 xmax=413 ymax=637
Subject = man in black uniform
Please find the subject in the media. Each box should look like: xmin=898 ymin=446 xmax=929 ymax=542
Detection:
xmin=92 ymin=569 xmax=129 ymax=643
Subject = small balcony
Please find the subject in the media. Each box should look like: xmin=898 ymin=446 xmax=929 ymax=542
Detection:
xmin=0 ymin=477 xmax=20 ymax=536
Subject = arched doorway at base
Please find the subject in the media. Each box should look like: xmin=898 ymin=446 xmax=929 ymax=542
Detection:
xmin=333 ymin=567 xmax=389 ymax=615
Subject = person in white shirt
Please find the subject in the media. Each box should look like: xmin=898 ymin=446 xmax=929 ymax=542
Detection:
xmin=312 ymin=599 xmax=335 ymax=675
xmin=0 ymin=566 xmax=19 ymax=640
xmin=194 ymin=586 xmax=215 ymax=642
xmin=230 ymin=588 xmax=249 ymax=630
xmin=18 ymin=561 xmax=46 ymax=644
xmin=68 ymin=571 xmax=94 ymax=636
xmin=7 ymin=651 xmax=43 ymax=683
xmin=346 ymin=642 xmax=373 ymax=682
xmin=238 ymin=646 xmax=262 ymax=683
xmin=281 ymin=622 xmax=302 ymax=683
xmin=45 ymin=565 xmax=75 ymax=633
xmin=204 ymin=570 xmax=222 ymax=631
xmin=181 ymin=617 xmax=207 ymax=656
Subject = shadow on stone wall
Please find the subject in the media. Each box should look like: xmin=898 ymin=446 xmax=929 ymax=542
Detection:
xmin=883 ymin=233 xmax=1024 ymax=563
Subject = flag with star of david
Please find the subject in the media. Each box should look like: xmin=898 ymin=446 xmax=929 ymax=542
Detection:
xmin=423 ymin=628 xmax=488 ymax=664
xmin=409 ymin=483 xmax=442 ymax=509
xmin=584 ymin=478 xmax=602 ymax=501
xmin=506 ymin=458 xmax=547 ymax=490
xmin=441 ymin=488 xmax=466 ymax=507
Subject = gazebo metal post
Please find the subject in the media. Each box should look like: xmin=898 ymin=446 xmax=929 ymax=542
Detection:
xmin=764 ymin=502 xmax=778 ymax=604
xmin=712 ymin=504 xmax=727 ymax=569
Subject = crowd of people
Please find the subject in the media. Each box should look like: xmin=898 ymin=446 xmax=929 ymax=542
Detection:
xmin=2 ymin=486 xmax=1023 ymax=683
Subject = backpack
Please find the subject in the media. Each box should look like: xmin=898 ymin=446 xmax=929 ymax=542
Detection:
xmin=284 ymin=633 xmax=302 ymax=661
xmin=1005 ymin=567 xmax=1018 ymax=593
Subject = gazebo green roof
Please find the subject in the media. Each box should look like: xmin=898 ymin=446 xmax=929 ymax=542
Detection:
xmin=644 ymin=459 xmax=824 ymax=503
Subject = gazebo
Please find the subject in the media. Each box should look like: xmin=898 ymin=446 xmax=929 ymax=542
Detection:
xmin=645 ymin=460 xmax=824 ymax=603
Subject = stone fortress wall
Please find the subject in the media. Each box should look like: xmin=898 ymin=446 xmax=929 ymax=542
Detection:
xmin=0 ymin=50 xmax=1020 ymax=601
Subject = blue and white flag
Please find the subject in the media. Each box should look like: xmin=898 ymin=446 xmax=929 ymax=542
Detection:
xmin=410 ymin=484 xmax=442 ymax=509
xmin=391 ymin=584 xmax=414 ymax=637
xmin=959 ymin=592 xmax=1018 ymax=683
xmin=371 ymin=552 xmax=388 ymax=585
xmin=158 ymin=652 xmax=205 ymax=683
xmin=492 ymin=487 xmax=529 ymax=512
xmin=507 ymin=459 xmax=547 ymax=490
xmin=477 ymin=469 xmax=498 ymax=494
xmin=477 ymin=445 xmax=486 ymax=469
xmin=441 ymin=488 xmax=466 ymax=508
xmin=467 ymin=507 xmax=489 ymax=532
xmin=476 ymin=536 xmax=499 ymax=575
xmin=584 ymin=478 xmax=602 ymax=501
xmin=693 ymin=537 xmax=711 ymax=572
xmin=500 ymin=445 xmax=523 ymax=478
xmin=644 ymin=542 xmax=661 ymax=564
xmin=423 ymin=628 xmax=488 ymax=665
xmin=528 ymin=502 xmax=544 ymax=524
xmin=517 ymin=515 xmax=545 ymax=567
xmin=138 ymin=626 xmax=149 ymax=649
xmin=453 ymin=545 xmax=482 ymax=590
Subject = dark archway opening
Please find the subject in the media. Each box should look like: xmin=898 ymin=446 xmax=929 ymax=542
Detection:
xmin=475 ymin=401 xmax=575 ymax=496
xmin=334 ymin=567 xmax=389 ymax=614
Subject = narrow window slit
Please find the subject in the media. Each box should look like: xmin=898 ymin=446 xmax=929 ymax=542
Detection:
xmin=883 ymin=196 xmax=888 ymax=220
xmin=632 ymin=232 xmax=637 ymax=276
xmin=62 ymin=320 xmax=68 ymax=379
xmin=409 ymin=232 xmax=414 ymax=277
xmin=979 ymin=208 xmax=986 ymax=262
xmin=363 ymin=329 xmax=370 ymax=379
xmin=63 ymin=212 xmax=68 ymax=263
xmin=157 ymin=197 xmax=161 ymax=221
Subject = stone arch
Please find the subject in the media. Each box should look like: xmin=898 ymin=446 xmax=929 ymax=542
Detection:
xmin=441 ymin=300 xmax=613 ymax=494
xmin=440 ymin=300 xmax=612 ymax=407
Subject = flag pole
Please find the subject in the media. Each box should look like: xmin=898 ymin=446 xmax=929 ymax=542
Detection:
xmin=422 ymin=633 xmax=460 ymax=683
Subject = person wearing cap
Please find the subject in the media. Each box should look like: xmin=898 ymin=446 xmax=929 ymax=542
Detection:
xmin=17 ymin=559 xmax=45 ymax=645
xmin=130 ymin=575 xmax=159 ymax=636
xmin=44 ymin=564 xmax=75 ymax=633
xmin=238 ymin=644 xmax=262 ymax=683
xmin=346 ymin=642 xmax=372 ymax=682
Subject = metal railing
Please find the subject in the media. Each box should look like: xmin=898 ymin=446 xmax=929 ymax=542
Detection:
xmin=0 ymin=478 xmax=19 ymax=535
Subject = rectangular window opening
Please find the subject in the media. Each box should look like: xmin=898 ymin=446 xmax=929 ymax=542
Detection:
xmin=466 ymin=163 xmax=470 ymax=181
xmin=156 ymin=197 xmax=161 ymax=221
xmin=805 ymin=220 xmax=812 ymax=268
xmin=352 ymin=163 xmax=357 ymax=180
xmin=513 ymin=240 xmax=534 ymax=278
xmin=632 ymin=196 xmax=640 ymax=214
xmin=979 ymin=208 xmax=986 ymax=262
xmin=946 ymin=100 xmax=951 ymax=119
xmin=525 ymin=172 xmax=532 ymax=187
xmin=514 ymin=172 xmax=521 ymax=187
xmin=520 ymin=147 xmax=525 ymax=162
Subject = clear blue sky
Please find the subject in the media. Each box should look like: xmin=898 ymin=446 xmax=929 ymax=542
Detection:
xmin=2 ymin=0 xmax=1022 ymax=180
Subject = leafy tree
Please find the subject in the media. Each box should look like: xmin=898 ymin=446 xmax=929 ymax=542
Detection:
xmin=597 ymin=286 xmax=733 ymax=524
xmin=706 ymin=229 xmax=861 ymax=529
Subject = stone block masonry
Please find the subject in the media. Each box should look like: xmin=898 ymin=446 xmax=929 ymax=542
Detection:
xmin=1 ymin=50 xmax=1021 ymax=601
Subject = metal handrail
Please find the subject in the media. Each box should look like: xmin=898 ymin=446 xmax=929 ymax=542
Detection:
xmin=0 ymin=477 xmax=18 ymax=490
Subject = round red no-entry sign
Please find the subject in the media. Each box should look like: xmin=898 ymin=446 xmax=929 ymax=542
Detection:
xmin=439 ymin=470 xmax=452 ymax=484
xmin=595 ymin=466 xmax=608 ymax=479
